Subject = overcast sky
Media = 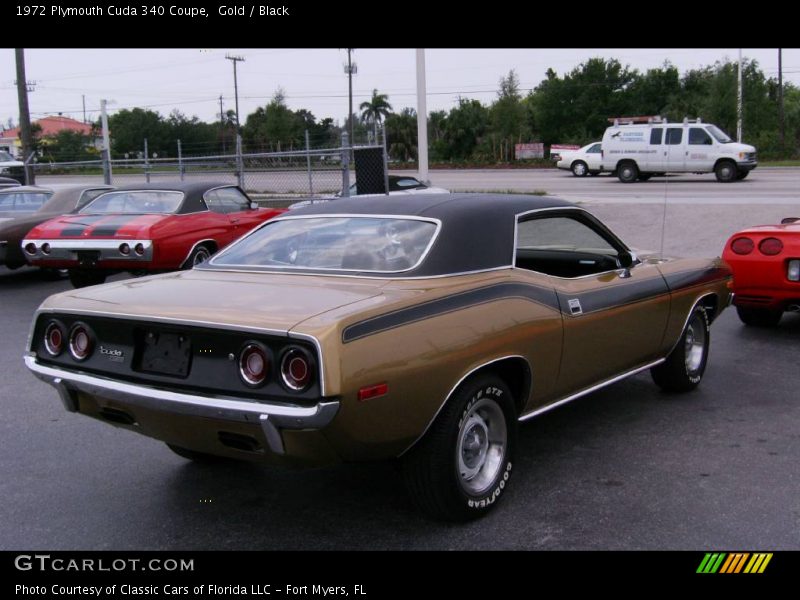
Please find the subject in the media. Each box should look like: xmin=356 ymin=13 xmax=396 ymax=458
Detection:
xmin=1 ymin=48 xmax=798 ymax=129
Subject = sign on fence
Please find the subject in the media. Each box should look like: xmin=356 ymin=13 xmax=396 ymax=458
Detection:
xmin=515 ymin=143 xmax=545 ymax=160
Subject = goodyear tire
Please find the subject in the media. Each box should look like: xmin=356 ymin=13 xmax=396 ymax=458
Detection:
xmin=736 ymin=306 xmax=782 ymax=327
xmin=68 ymin=269 xmax=107 ymax=289
xmin=715 ymin=160 xmax=737 ymax=182
xmin=651 ymin=305 xmax=710 ymax=392
xmin=617 ymin=162 xmax=639 ymax=183
xmin=402 ymin=374 xmax=517 ymax=521
xmin=571 ymin=161 xmax=589 ymax=177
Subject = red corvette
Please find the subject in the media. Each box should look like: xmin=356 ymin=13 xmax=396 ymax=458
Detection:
xmin=722 ymin=216 xmax=800 ymax=326
xmin=22 ymin=182 xmax=284 ymax=288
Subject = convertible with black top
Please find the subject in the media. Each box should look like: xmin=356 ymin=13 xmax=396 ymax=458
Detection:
xmin=21 ymin=182 xmax=284 ymax=288
xmin=24 ymin=193 xmax=732 ymax=520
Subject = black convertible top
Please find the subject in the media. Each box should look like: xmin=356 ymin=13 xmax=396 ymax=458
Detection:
xmin=97 ymin=181 xmax=241 ymax=214
xmin=282 ymin=193 xmax=575 ymax=276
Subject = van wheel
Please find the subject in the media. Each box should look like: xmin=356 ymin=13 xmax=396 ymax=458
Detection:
xmin=571 ymin=161 xmax=588 ymax=177
xmin=402 ymin=374 xmax=517 ymax=521
xmin=617 ymin=162 xmax=639 ymax=183
xmin=715 ymin=160 xmax=737 ymax=182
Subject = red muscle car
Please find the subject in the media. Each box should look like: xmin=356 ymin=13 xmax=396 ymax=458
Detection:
xmin=722 ymin=216 xmax=800 ymax=326
xmin=22 ymin=182 xmax=284 ymax=288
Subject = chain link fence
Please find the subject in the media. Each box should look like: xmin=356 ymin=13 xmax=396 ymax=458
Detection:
xmin=28 ymin=131 xmax=389 ymax=207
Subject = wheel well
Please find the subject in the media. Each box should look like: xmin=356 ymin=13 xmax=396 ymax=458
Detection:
xmin=199 ymin=240 xmax=218 ymax=253
xmin=714 ymin=158 xmax=736 ymax=170
xmin=474 ymin=357 xmax=531 ymax=416
xmin=699 ymin=293 xmax=720 ymax=323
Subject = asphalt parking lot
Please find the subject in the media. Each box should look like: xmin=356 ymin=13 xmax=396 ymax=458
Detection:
xmin=2 ymin=170 xmax=799 ymax=549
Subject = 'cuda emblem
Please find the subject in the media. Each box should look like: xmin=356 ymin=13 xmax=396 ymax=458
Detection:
xmin=100 ymin=346 xmax=124 ymax=361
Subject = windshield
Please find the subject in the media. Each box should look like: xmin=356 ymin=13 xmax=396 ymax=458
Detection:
xmin=0 ymin=151 xmax=17 ymax=162
xmin=706 ymin=125 xmax=733 ymax=143
xmin=211 ymin=216 xmax=439 ymax=273
xmin=80 ymin=190 xmax=184 ymax=214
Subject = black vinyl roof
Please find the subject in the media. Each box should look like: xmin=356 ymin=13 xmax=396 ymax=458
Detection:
xmin=94 ymin=181 xmax=242 ymax=214
xmin=284 ymin=193 xmax=575 ymax=276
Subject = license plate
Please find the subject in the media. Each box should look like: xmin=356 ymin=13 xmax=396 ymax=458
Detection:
xmin=76 ymin=250 xmax=101 ymax=268
xmin=138 ymin=331 xmax=192 ymax=377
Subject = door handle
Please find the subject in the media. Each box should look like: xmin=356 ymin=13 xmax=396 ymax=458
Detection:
xmin=231 ymin=218 xmax=240 ymax=224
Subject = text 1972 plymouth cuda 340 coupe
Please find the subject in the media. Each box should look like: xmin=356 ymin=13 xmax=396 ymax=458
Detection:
xmin=25 ymin=194 xmax=732 ymax=520
xmin=21 ymin=182 xmax=284 ymax=288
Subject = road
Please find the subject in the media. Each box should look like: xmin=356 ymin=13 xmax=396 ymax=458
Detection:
xmin=2 ymin=169 xmax=799 ymax=549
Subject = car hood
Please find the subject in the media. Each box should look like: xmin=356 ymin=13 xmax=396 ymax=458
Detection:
xmin=37 ymin=269 xmax=394 ymax=334
xmin=26 ymin=213 xmax=168 ymax=239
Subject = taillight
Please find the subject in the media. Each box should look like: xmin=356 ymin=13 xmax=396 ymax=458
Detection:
xmin=44 ymin=320 xmax=66 ymax=356
xmin=68 ymin=323 xmax=94 ymax=361
xmin=280 ymin=347 xmax=313 ymax=391
xmin=730 ymin=237 xmax=754 ymax=255
xmin=238 ymin=342 xmax=270 ymax=387
xmin=758 ymin=237 xmax=783 ymax=256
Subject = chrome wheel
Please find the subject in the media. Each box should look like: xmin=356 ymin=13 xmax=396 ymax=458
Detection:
xmin=193 ymin=247 xmax=211 ymax=265
xmin=456 ymin=397 xmax=507 ymax=495
xmin=572 ymin=161 xmax=587 ymax=176
xmin=684 ymin=315 xmax=707 ymax=373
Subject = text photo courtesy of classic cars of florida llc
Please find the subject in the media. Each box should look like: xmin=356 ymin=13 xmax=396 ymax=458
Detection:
xmin=2 ymin=113 xmax=799 ymax=547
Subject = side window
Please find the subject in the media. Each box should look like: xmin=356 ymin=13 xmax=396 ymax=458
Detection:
xmin=77 ymin=188 xmax=110 ymax=209
xmin=515 ymin=215 xmax=621 ymax=278
xmin=689 ymin=128 xmax=712 ymax=145
xmin=214 ymin=187 xmax=251 ymax=213
xmin=587 ymin=143 xmax=602 ymax=153
xmin=666 ymin=128 xmax=683 ymax=145
xmin=649 ymin=129 xmax=663 ymax=145
xmin=204 ymin=190 xmax=226 ymax=214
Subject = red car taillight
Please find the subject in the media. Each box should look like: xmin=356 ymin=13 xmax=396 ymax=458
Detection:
xmin=280 ymin=347 xmax=313 ymax=391
xmin=758 ymin=237 xmax=783 ymax=256
xmin=44 ymin=321 xmax=66 ymax=356
xmin=68 ymin=323 xmax=94 ymax=361
xmin=730 ymin=237 xmax=754 ymax=255
xmin=238 ymin=342 xmax=271 ymax=387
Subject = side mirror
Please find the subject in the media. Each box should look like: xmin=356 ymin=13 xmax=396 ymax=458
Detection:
xmin=780 ymin=217 xmax=799 ymax=224
xmin=250 ymin=201 xmax=259 ymax=210
xmin=618 ymin=250 xmax=635 ymax=269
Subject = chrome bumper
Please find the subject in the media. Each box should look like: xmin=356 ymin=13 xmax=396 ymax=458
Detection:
xmin=24 ymin=354 xmax=339 ymax=455
xmin=20 ymin=239 xmax=154 ymax=262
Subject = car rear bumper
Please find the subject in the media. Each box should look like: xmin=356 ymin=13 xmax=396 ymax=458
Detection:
xmin=25 ymin=354 xmax=340 ymax=459
xmin=21 ymin=238 xmax=154 ymax=264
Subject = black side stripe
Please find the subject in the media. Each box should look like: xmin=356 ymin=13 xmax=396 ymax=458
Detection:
xmin=342 ymin=282 xmax=559 ymax=343
xmin=558 ymin=276 xmax=668 ymax=315
xmin=664 ymin=266 xmax=729 ymax=291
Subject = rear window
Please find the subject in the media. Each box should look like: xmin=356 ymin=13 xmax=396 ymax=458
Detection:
xmin=211 ymin=216 xmax=439 ymax=273
xmin=81 ymin=191 xmax=184 ymax=214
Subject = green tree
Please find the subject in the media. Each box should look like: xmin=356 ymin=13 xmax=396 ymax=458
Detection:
xmin=385 ymin=108 xmax=417 ymax=161
xmin=487 ymin=70 xmax=530 ymax=161
xmin=107 ymin=108 xmax=170 ymax=158
xmin=242 ymin=89 xmax=303 ymax=152
xmin=359 ymin=89 xmax=393 ymax=142
xmin=41 ymin=130 xmax=95 ymax=162
xmin=441 ymin=98 xmax=489 ymax=160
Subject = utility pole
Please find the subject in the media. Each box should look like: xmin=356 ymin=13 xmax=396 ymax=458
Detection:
xmin=219 ymin=94 xmax=226 ymax=153
xmin=778 ymin=48 xmax=785 ymax=151
xmin=15 ymin=48 xmax=35 ymax=184
xmin=225 ymin=54 xmax=245 ymax=130
xmin=416 ymin=49 xmax=429 ymax=184
xmin=344 ymin=49 xmax=357 ymax=145
xmin=737 ymin=49 xmax=743 ymax=143
xmin=225 ymin=54 xmax=245 ymax=187
xmin=82 ymin=94 xmax=87 ymax=124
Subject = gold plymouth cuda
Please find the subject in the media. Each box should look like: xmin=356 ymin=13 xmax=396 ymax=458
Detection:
xmin=25 ymin=194 xmax=732 ymax=520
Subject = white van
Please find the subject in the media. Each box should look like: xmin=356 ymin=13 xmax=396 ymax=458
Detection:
xmin=601 ymin=117 xmax=757 ymax=183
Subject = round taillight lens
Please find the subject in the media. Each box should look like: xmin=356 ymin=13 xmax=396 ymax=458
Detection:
xmin=44 ymin=321 xmax=65 ymax=356
xmin=730 ymin=237 xmax=754 ymax=255
xmin=68 ymin=323 xmax=94 ymax=361
xmin=758 ymin=237 xmax=783 ymax=256
xmin=134 ymin=243 xmax=145 ymax=256
xmin=119 ymin=243 xmax=130 ymax=255
xmin=239 ymin=343 xmax=270 ymax=387
xmin=24 ymin=242 xmax=37 ymax=255
xmin=280 ymin=347 xmax=313 ymax=391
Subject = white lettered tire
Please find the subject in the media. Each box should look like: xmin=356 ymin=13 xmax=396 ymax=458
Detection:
xmin=402 ymin=374 xmax=517 ymax=521
xmin=651 ymin=305 xmax=710 ymax=392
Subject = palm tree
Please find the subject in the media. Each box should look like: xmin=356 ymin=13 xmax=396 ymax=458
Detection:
xmin=359 ymin=89 xmax=393 ymax=143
